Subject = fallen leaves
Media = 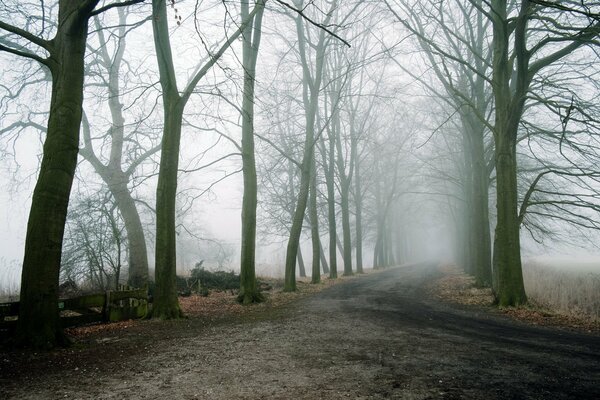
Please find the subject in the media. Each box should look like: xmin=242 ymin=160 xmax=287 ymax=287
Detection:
xmin=64 ymin=273 xmax=360 ymax=339
xmin=427 ymin=264 xmax=494 ymax=306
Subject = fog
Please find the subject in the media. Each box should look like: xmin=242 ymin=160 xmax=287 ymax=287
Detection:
xmin=1 ymin=0 xmax=600 ymax=301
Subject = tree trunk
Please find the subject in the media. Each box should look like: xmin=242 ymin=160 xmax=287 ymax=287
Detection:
xmin=493 ymin=133 xmax=526 ymax=305
xmin=297 ymin=246 xmax=306 ymax=278
xmin=150 ymin=0 xmax=184 ymax=319
xmin=318 ymin=239 xmax=329 ymax=275
xmin=108 ymin=179 xmax=149 ymax=288
xmin=16 ymin=1 xmax=96 ymax=348
xmin=153 ymin=99 xmax=184 ymax=318
xmin=309 ymin=156 xmax=321 ymax=284
xmin=334 ymin=123 xmax=353 ymax=276
xmin=340 ymin=184 xmax=353 ymax=275
xmin=325 ymin=134 xmax=338 ymax=279
xmin=354 ymin=149 xmax=364 ymax=273
xmin=238 ymin=0 xmax=265 ymax=304
xmin=284 ymin=157 xmax=311 ymax=290
xmin=471 ymin=127 xmax=492 ymax=287
xmin=490 ymin=0 xmax=527 ymax=306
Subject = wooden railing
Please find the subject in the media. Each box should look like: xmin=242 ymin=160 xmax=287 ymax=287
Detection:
xmin=0 ymin=288 xmax=148 ymax=335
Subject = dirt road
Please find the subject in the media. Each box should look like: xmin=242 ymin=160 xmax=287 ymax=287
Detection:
xmin=2 ymin=263 xmax=599 ymax=399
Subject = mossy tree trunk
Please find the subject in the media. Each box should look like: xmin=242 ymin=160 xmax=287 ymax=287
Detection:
xmin=490 ymin=0 xmax=528 ymax=306
xmin=239 ymin=0 xmax=266 ymax=304
xmin=11 ymin=0 xmax=101 ymax=349
xmin=6 ymin=0 xmax=151 ymax=348
xmin=151 ymin=0 xmax=184 ymax=319
xmin=153 ymin=99 xmax=185 ymax=319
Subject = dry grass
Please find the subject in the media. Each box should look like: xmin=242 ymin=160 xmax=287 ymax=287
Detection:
xmin=522 ymin=260 xmax=600 ymax=322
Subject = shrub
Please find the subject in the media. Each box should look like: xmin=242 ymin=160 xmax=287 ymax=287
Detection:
xmin=190 ymin=267 xmax=240 ymax=291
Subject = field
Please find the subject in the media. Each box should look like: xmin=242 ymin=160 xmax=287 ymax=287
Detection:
xmin=523 ymin=258 xmax=600 ymax=321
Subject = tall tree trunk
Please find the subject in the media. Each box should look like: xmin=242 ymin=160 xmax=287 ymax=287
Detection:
xmin=334 ymin=121 xmax=353 ymax=276
xmin=461 ymin=127 xmax=476 ymax=276
xmin=284 ymin=155 xmax=311 ymax=291
xmin=386 ymin=219 xmax=396 ymax=266
xmin=309 ymin=158 xmax=321 ymax=284
xmin=316 ymin=135 xmax=331 ymax=276
xmin=470 ymin=125 xmax=492 ymax=287
xmin=16 ymin=1 xmax=98 ymax=349
xmin=238 ymin=0 xmax=265 ymax=304
xmin=340 ymin=184 xmax=353 ymax=275
xmin=325 ymin=133 xmax=338 ymax=279
xmin=493 ymin=133 xmax=526 ymax=305
xmin=153 ymin=100 xmax=184 ymax=318
xmin=354 ymin=147 xmax=364 ymax=273
xmin=490 ymin=0 xmax=527 ymax=306
xmin=151 ymin=0 xmax=184 ymax=319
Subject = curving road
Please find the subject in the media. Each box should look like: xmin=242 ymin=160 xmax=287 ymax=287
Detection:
xmin=308 ymin=262 xmax=600 ymax=399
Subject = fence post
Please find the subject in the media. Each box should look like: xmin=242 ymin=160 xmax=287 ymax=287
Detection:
xmin=103 ymin=290 xmax=111 ymax=322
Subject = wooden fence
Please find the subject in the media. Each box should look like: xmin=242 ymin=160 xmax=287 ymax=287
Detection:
xmin=0 ymin=288 xmax=148 ymax=335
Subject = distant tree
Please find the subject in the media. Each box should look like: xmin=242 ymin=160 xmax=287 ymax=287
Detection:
xmin=80 ymin=9 xmax=158 ymax=289
xmin=61 ymin=192 xmax=126 ymax=291
xmin=282 ymin=1 xmax=336 ymax=291
xmin=384 ymin=0 xmax=494 ymax=286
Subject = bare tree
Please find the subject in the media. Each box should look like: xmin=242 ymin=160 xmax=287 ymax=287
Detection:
xmin=488 ymin=0 xmax=599 ymax=305
xmin=0 ymin=0 xmax=145 ymax=348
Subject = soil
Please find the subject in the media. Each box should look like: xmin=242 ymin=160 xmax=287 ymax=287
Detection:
xmin=1 ymin=263 xmax=599 ymax=399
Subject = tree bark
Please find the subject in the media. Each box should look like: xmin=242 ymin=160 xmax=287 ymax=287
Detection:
xmin=354 ymin=141 xmax=364 ymax=273
xmin=325 ymin=133 xmax=338 ymax=279
xmin=109 ymin=178 xmax=149 ymax=288
xmin=490 ymin=0 xmax=527 ymax=306
xmin=238 ymin=0 xmax=265 ymax=304
xmin=153 ymin=99 xmax=184 ymax=318
xmin=151 ymin=0 xmax=183 ymax=318
xmin=318 ymin=238 xmax=330 ymax=275
xmin=309 ymin=155 xmax=321 ymax=284
xmin=297 ymin=246 xmax=306 ymax=278
xmin=16 ymin=1 xmax=99 ymax=349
